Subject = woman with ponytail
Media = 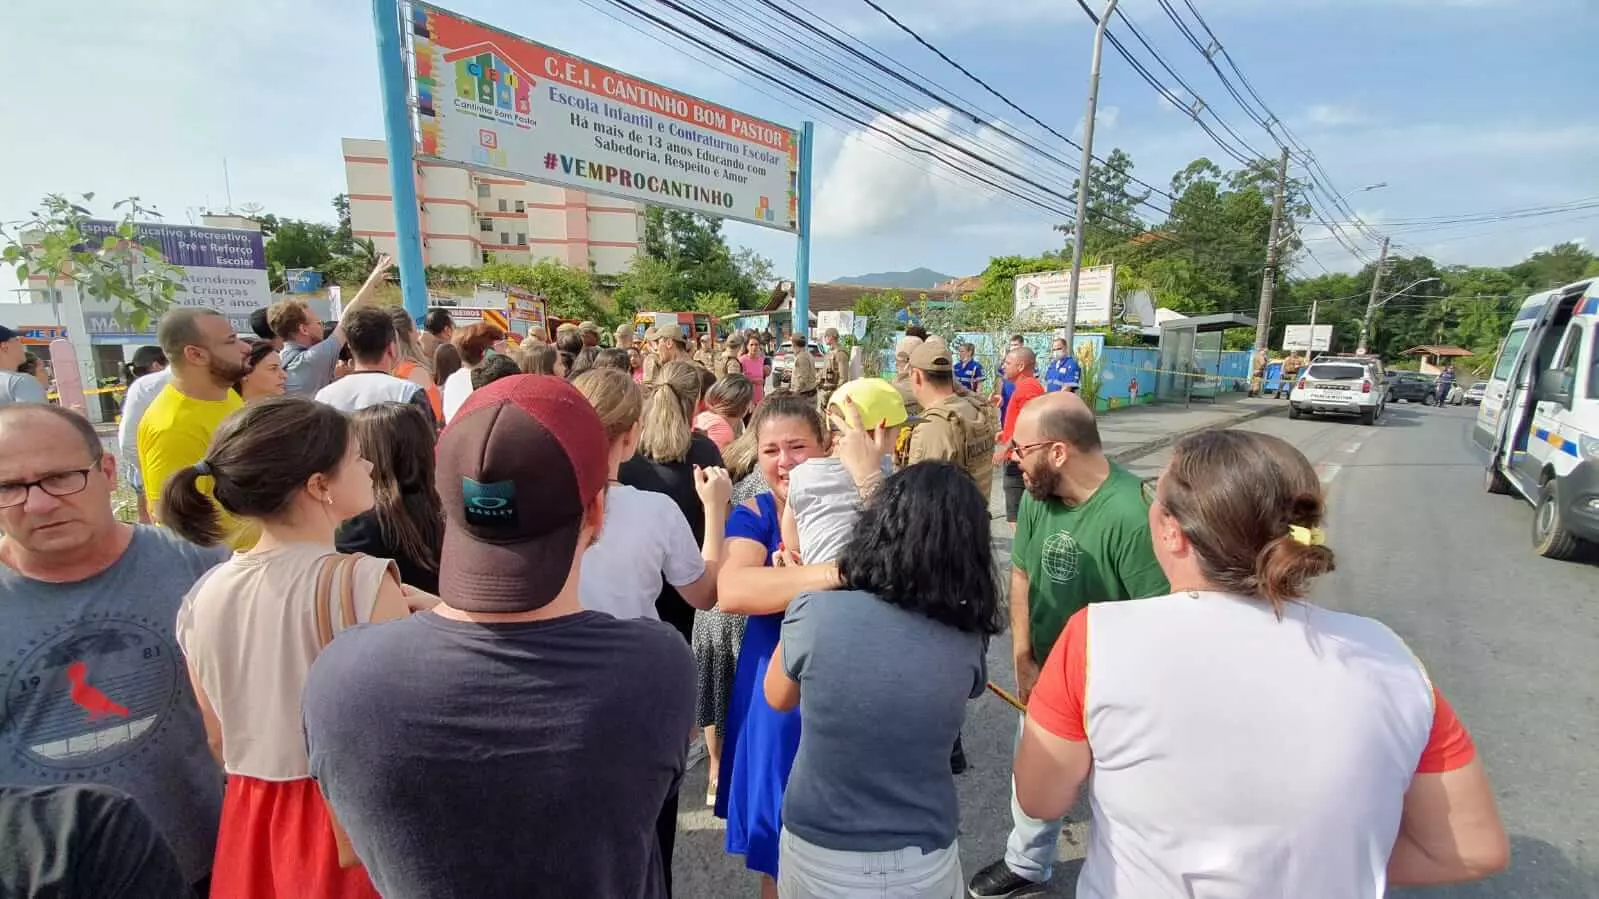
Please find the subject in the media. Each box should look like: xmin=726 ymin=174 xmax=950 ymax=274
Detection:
xmin=1011 ymin=429 xmax=1507 ymax=898
xmin=619 ymin=360 xmax=727 ymax=643
xmin=163 ymin=396 xmax=416 ymax=899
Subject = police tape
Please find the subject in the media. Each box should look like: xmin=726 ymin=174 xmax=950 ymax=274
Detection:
xmin=45 ymin=385 xmax=128 ymax=402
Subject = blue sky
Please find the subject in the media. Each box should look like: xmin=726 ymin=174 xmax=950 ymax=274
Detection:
xmin=2 ymin=0 xmax=1595 ymax=288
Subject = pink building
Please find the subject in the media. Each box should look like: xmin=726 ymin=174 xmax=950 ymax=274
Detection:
xmin=341 ymin=137 xmax=644 ymax=274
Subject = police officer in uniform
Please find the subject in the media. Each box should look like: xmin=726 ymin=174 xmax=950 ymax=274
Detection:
xmin=902 ymin=338 xmax=997 ymax=775
xmin=817 ymin=327 xmax=849 ymax=411
xmin=904 ymin=340 xmax=996 ymax=491
xmin=788 ymin=332 xmax=818 ymax=400
xmin=641 ymin=326 xmax=661 ymax=381
xmin=693 ymin=333 xmax=716 ymax=371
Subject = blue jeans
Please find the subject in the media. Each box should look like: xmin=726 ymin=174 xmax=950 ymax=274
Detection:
xmin=1004 ymin=714 xmax=1065 ymax=883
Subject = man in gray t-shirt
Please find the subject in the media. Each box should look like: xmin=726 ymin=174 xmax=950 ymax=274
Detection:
xmin=0 ymin=326 xmax=47 ymax=406
xmin=0 ymin=403 xmax=227 ymax=887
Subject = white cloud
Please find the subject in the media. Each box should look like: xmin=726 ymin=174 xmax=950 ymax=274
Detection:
xmin=1304 ymin=104 xmax=1367 ymax=128
xmin=813 ymin=107 xmax=1041 ymax=238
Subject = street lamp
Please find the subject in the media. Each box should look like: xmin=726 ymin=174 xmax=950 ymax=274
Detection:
xmin=1356 ymin=276 xmax=1440 ymax=355
xmin=1377 ymin=276 xmax=1440 ymax=309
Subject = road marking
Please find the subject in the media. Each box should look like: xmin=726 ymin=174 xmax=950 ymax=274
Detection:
xmin=1319 ymin=463 xmax=1342 ymax=484
xmin=1344 ymin=440 xmax=1364 ymax=454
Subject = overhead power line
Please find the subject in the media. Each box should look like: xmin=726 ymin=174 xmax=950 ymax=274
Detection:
xmin=695 ymin=0 xmax=1105 ymax=212
xmin=854 ymin=0 xmax=1179 ymax=206
xmin=592 ymin=0 xmax=1085 ymax=222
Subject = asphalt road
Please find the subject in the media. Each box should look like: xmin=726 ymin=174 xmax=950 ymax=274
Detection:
xmin=673 ymin=401 xmax=1599 ymax=898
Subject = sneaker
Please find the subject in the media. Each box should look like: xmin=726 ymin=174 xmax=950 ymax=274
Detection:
xmin=967 ymin=859 xmax=1047 ymax=898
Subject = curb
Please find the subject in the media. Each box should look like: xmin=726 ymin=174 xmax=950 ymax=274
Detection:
xmin=1110 ymin=403 xmax=1288 ymax=464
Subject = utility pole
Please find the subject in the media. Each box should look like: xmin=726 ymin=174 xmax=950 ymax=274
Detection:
xmin=1064 ymin=0 xmax=1120 ymax=352
xmin=1356 ymin=236 xmax=1390 ymax=355
xmin=1253 ymin=146 xmax=1291 ymax=360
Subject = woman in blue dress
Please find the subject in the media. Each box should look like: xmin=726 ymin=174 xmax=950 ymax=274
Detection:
xmin=714 ymin=394 xmax=840 ymax=898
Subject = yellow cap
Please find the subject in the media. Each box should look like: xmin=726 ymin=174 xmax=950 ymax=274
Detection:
xmin=828 ymin=377 xmax=908 ymax=430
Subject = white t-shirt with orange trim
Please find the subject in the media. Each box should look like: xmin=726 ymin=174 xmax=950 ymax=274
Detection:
xmin=1029 ymin=591 xmax=1476 ymax=899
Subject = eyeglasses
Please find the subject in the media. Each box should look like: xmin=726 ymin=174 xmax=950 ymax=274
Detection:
xmin=1006 ymin=440 xmax=1058 ymax=461
xmin=0 ymin=467 xmax=96 ymax=509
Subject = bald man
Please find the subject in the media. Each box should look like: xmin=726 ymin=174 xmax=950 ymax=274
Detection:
xmin=967 ymin=390 xmax=1170 ymax=899
xmin=992 ymin=345 xmax=1044 ymax=524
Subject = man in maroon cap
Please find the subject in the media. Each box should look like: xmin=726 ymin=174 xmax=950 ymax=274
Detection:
xmin=301 ymin=374 xmax=696 ymax=899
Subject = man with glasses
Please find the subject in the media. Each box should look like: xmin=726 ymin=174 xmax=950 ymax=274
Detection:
xmin=138 ymin=308 xmax=252 ymax=548
xmin=991 ymin=345 xmax=1045 ymax=525
xmin=0 ymin=403 xmax=228 ymax=895
xmin=968 ymin=391 xmax=1169 ymax=899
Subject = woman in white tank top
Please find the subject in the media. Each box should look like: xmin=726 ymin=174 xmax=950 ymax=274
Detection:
xmin=161 ymin=396 xmax=418 ymax=899
xmin=1013 ymin=429 xmax=1508 ymax=899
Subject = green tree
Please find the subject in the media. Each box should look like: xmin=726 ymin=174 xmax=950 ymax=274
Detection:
xmin=1057 ymin=147 xmax=1150 ymax=256
xmin=961 ymin=253 xmax=1065 ymax=323
xmin=478 ymin=259 xmax=599 ymax=320
xmin=0 ymin=193 xmax=187 ymax=332
xmin=330 ymin=194 xmax=355 ymax=257
xmin=640 ymin=206 xmax=769 ymax=308
xmin=1507 ymin=241 xmax=1593 ymax=290
xmin=613 ymin=255 xmax=681 ymax=320
xmin=693 ymin=290 xmax=740 ymax=318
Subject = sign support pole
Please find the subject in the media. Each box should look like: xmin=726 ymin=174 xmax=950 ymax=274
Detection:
xmin=793 ymin=121 xmax=814 ymax=340
xmin=373 ymin=0 xmax=430 ymax=323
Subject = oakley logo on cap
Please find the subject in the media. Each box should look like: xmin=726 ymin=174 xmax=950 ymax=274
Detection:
xmin=463 ymin=477 xmax=518 ymax=527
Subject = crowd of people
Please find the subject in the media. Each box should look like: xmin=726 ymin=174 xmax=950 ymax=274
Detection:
xmin=0 ymin=276 xmax=1512 ymax=899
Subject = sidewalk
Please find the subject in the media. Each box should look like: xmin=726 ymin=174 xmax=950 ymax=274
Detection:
xmin=988 ymin=392 xmax=1285 ymax=522
xmin=1099 ymin=392 xmax=1285 ymax=463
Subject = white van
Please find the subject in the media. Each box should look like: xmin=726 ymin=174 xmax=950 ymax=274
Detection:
xmin=1474 ymin=278 xmax=1599 ymax=559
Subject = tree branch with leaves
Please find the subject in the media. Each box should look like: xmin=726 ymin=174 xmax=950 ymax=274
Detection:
xmin=1 ymin=193 xmax=187 ymax=332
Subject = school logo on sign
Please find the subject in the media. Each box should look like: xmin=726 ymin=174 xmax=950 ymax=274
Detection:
xmin=449 ymin=45 xmax=535 ymax=129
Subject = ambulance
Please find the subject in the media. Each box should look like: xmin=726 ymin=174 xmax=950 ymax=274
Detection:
xmin=1474 ymin=278 xmax=1599 ymax=559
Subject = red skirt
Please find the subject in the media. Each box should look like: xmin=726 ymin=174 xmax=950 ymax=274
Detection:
xmin=209 ymin=774 xmax=380 ymax=899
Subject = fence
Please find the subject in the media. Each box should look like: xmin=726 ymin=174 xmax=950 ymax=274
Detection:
xmin=882 ymin=331 xmax=1254 ymax=411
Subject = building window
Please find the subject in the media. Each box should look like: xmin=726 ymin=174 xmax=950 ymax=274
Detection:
xmin=498 ymin=199 xmax=508 ymax=212
xmin=516 ymin=233 xmax=527 ymax=247
xmin=482 ymin=250 xmax=492 ymax=265
xmin=500 ymin=232 xmax=510 ymax=245
xmin=477 ymin=183 xmax=490 ymax=198
xmin=514 ymin=200 xmax=526 ymax=213
xmin=479 ymin=218 xmax=493 ymax=232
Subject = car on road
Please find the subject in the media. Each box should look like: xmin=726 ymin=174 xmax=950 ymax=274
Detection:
xmin=1475 ymin=277 xmax=1598 ymax=560
xmin=1464 ymin=381 xmax=1485 ymax=405
xmin=771 ymin=344 xmax=823 ymax=390
xmin=1290 ymin=359 xmax=1386 ymax=425
xmin=1387 ymin=371 xmax=1437 ymax=405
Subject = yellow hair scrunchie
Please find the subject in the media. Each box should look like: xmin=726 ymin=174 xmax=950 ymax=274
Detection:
xmin=1288 ymin=525 xmax=1326 ymax=546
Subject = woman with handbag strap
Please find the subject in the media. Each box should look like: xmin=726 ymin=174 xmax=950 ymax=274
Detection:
xmin=162 ymin=396 xmax=421 ymax=899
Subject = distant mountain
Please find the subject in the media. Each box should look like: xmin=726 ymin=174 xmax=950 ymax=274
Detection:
xmin=831 ymin=267 xmax=952 ymax=289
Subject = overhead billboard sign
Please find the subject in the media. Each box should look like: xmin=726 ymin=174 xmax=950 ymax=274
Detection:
xmin=1282 ymin=324 xmax=1333 ymax=352
xmin=1013 ymin=265 xmax=1116 ymax=326
xmin=409 ymin=4 xmax=800 ymax=231
xmin=79 ymin=221 xmax=270 ymax=343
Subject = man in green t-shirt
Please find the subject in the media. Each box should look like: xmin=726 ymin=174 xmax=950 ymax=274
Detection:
xmin=968 ymin=390 xmax=1170 ymax=899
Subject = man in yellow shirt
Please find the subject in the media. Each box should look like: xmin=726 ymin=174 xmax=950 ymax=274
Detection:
xmin=139 ymin=308 xmax=252 ymax=549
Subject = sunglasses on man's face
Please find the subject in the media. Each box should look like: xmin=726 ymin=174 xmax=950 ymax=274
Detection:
xmin=1006 ymin=440 xmax=1057 ymax=461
